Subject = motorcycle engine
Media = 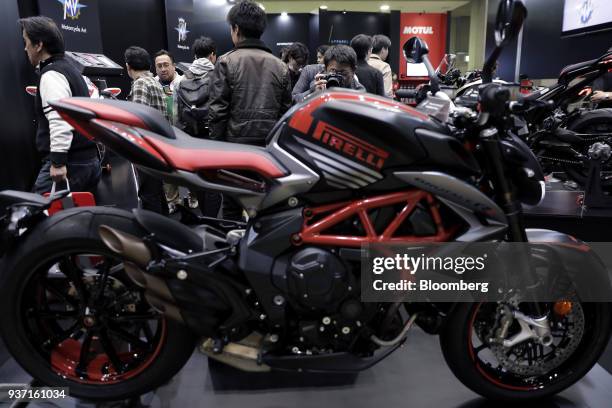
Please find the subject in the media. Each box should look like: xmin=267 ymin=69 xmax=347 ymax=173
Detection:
xmin=282 ymin=247 xmax=376 ymax=352
xmin=286 ymin=247 xmax=351 ymax=312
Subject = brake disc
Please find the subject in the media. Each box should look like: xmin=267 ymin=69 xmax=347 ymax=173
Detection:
xmin=489 ymin=301 xmax=585 ymax=376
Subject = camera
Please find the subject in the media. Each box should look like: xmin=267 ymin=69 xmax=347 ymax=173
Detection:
xmin=321 ymin=72 xmax=345 ymax=88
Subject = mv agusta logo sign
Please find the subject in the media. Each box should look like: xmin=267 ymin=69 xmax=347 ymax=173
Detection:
xmin=579 ymin=0 xmax=594 ymax=24
xmin=403 ymin=26 xmax=434 ymax=35
xmin=56 ymin=0 xmax=87 ymax=20
xmin=175 ymin=17 xmax=189 ymax=43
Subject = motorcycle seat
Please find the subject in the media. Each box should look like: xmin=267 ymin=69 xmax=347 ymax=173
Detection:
xmin=140 ymin=127 xmax=287 ymax=179
xmin=0 ymin=190 xmax=51 ymax=207
xmin=559 ymin=59 xmax=597 ymax=84
xmin=51 ymin=98 xmax=176 ymax=140
xmin=51 ymin=97 xmax=287 ymax=179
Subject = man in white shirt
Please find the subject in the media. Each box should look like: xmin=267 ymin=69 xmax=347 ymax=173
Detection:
xmin=20 ymin=16 xmax=100 ymax=194
xmin=154 ymin=50 xmax=184 ymax=211
xmin=368 ymin=34 xmax=393 ymax=98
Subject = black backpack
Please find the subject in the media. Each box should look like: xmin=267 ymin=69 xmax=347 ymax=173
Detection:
xmin=176 ymin=71 xmax=211 ymax=138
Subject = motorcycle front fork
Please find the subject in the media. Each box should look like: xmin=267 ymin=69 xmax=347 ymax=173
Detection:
xmin=479 ymin=127 xmax=547 ymax=318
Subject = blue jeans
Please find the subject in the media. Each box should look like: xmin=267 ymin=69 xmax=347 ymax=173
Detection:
xmin=33 ymin=158 xmax=101 ymax=194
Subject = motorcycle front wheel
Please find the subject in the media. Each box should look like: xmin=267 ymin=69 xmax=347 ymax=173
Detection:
xmin=440 ymin=301 xmax=612 ymax=401
xmin=0 ymin=207 xmax=197 ymax=401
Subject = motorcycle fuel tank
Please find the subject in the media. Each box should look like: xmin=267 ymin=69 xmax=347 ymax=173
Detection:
xmin=278 ymin=90 xmax=479 ymax=194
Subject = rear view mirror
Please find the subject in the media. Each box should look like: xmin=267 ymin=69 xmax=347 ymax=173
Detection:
xmin=495 ymin=0 xmax=527 ymax=46
xmin=402 ymin=37 xmax=439 ymax=93
xmin=402 ymin=37 xmax=430 ymax=64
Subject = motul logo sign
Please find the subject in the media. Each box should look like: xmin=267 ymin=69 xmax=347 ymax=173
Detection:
xmin=403 ymin=26 xmax=434 ymax=35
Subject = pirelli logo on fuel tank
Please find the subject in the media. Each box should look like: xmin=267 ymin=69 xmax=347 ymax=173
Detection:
xmin=311 ymin=121 xmax=389 ymax=170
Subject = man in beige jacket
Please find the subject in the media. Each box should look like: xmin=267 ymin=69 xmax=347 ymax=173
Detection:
xmin=368 ymin=34 xmax=393 ymax=98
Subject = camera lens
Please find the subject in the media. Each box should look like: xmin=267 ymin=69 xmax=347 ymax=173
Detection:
xmin=327 ymin=76 xmax=342 ymax=88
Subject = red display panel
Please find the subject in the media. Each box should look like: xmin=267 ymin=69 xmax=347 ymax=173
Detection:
xmin=399 ymin=13 xmax=448 ymax=79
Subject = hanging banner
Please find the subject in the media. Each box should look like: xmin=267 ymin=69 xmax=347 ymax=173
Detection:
xmin=37 ymin=0 xmax=103 ymax=53
xmin=399 ymin=13 xmax=447 ymax=79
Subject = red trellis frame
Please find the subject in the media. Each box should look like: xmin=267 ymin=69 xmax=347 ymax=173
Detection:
xmin=296 ymin=190 xmax=456 ymax=247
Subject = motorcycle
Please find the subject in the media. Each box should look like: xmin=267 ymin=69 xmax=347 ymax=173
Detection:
xmin=516 ymin=50 xmax=612 ymax=196
xmin=1 ymin=0 xmax=611 ymax=402
xmin=410 ymin=42 xmax=612 ymax=198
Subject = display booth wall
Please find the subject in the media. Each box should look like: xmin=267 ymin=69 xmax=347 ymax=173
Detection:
xmin=398 ymin=13 xmax=448 ymax=79
xmin=261 ymin=14 xmax=314 ymax=61
xmin=318 ymin=9 xmax=397 ymax=73
xmin=99 ymin=0 xmax=167 ymax=93
xmin=486 ymin=0 xmax=612 ymax=81
xmin=518 ymin=0 xmax=611 ymax=80
xmin=167 ymin=0 xmax=232 ymax=63
xmin=37 ymin=0 xmax=103 ymax=53
xmin=318 ymin=10 xmax=391 ymax=45
xmin=0 ymin=1 xmax=38 ymax=190
xmin=166 ymin=1 xmax=398 ymax=69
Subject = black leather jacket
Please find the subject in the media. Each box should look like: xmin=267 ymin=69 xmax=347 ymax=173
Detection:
xmin=208 ymin=39 xmax=292 ymax=145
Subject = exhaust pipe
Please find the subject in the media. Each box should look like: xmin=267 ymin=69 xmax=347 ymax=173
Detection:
xmin=99 ymin=225 xmax=152 ymax=267
xmin=100 ymin=226 xmax=185 ymax=323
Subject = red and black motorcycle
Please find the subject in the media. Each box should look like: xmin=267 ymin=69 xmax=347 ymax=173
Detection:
xmin=1 ymin=0 xmax=611 ymax=402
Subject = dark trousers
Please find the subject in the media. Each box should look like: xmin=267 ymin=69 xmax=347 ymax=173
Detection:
xmin=196 ymin=190 xmax=222 ymax=218
xmin=221 ymin=194 xmax=243 ymax=220
xmin=195 ymin=190 xmax=242 ymax=220
xmin=137 ymin=170 xmax=168 ymax=215
xmin=33 ymin=158 xmax=101 ymax=194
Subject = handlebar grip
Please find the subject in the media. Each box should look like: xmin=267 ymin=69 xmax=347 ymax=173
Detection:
xmin=508 ymin=99 xmax=555 ymax=113
xmin=479 ymin=85 xmax=510 ymax=117
xmin=395 ymin=89 xmax=417 ymax=99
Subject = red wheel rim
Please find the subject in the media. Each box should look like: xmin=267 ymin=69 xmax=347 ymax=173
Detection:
xmin=23 ymin=253 xmax=167 ymax=385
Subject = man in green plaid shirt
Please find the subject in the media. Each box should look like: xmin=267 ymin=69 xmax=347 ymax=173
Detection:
xmin=125 ymin=46 xmax=169 ymax=214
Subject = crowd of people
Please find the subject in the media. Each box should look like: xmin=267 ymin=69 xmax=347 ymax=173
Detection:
xmin=19 ymin=0 xmax=396 ymax=218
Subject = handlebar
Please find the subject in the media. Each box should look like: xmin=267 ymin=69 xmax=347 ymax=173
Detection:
xmin=507 ymin=98 xmax=555 ymax=114
xmin=395 ymin=88 xmax=418 ymax=99
xmin=479 ymin=85 xmax=510 ymax=118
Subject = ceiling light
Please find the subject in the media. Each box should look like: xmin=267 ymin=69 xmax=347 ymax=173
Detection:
xmin=281 ymin=12 xmax=289 ymax=18
xmin=320 ymin=5 xmax=328 ymax=9
xmin=342 ymin=10 xmax=347 ymax=14
xmin=380 ymin=4 xmax=390 ymax=11
xmin=258 ymin=3 xmax=265 ymax=10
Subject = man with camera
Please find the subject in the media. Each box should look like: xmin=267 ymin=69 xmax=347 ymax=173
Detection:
xmin=300 ymin=45 xmax=365 ymax=101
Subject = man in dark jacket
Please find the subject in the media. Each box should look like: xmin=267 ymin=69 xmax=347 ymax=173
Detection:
xmin=292 ymin=63 xmax=323 ymax=104
xmin=350 ymin=34 xmax=385 ymax=96
xmin=20 ymin=16 xmax=100 ymax=194
xmin=283 ymin=42 xmax=309 ymax=90
xmin=299 ymin=45 xmax=366 ymax=102
xmin=208 ymin=0 xmax=292 ymax=146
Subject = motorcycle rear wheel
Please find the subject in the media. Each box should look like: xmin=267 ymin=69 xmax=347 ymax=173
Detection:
xmin=440 ymin=301 xmax=612 ymax=401
xmin=0 ymin=207 xmax=197 ymax=401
